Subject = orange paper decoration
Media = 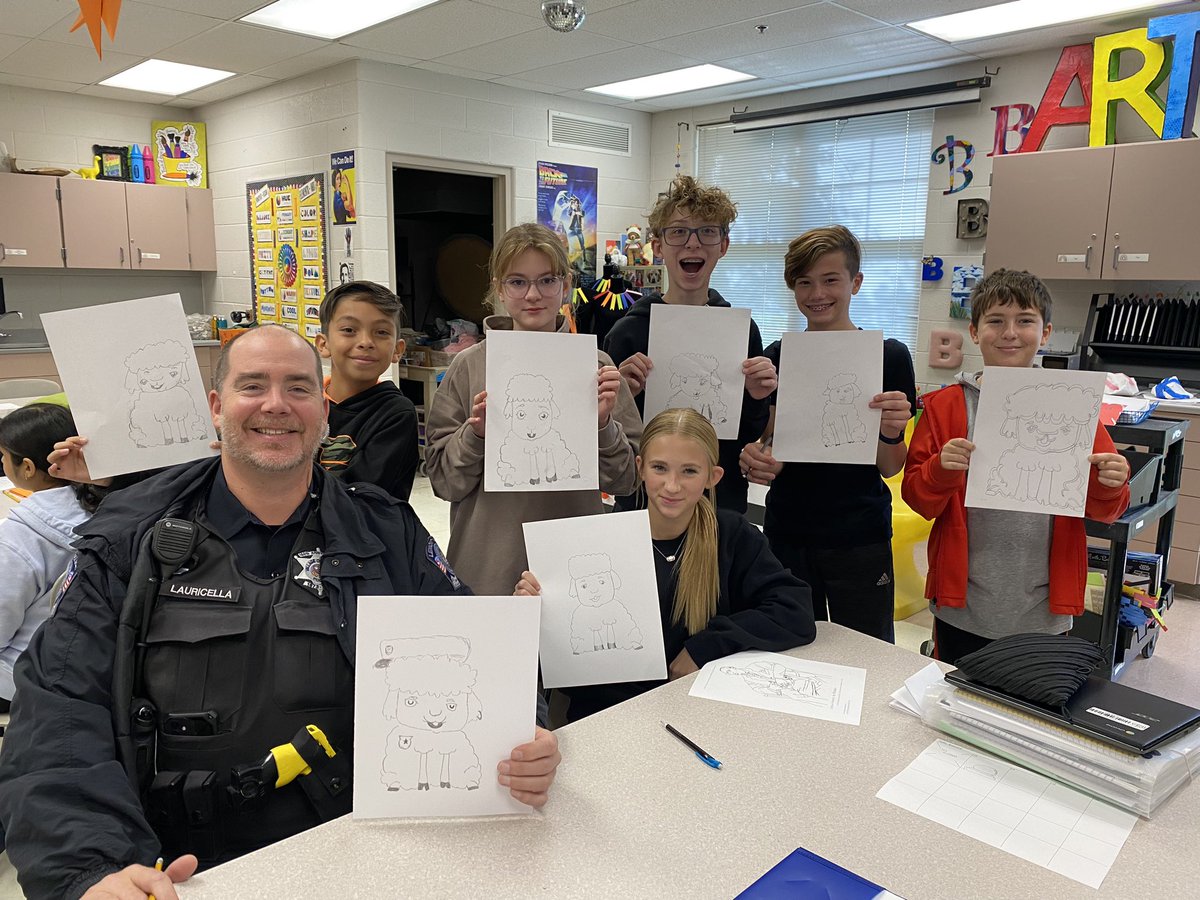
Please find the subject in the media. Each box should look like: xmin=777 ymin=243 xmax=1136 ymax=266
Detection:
xmin=70 ymin=0 xmax=123 ymax=60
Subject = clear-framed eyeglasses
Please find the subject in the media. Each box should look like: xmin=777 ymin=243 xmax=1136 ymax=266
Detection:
xmin=500 ymin=275 xmax=565 ymax=299
xmin=660 ymin=225 xmax=727 ymax=246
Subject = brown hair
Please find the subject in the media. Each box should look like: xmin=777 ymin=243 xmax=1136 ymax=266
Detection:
xmin=969 ymin=268 xmax=1053 ymax=329
xmin=319 ymin=280 xmax=405 ymax=333
xmin=214 ymin=323 xmax=323 ymax=392
xmin=638 ymin=408 xmax=720 ymax=635
xmin=783 ymin=225 xmax=862 ymax=288
xmin=647 ymin=175 xmax=737 ymax=237
xmin=486 ymin=222 xmax=573 ymax=312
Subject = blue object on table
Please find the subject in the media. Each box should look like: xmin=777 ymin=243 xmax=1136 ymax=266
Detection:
xmin=1153 ymin=376 xmax=1193 ymax=400
xmin=735 ymin=847 xmax=901 ymax=899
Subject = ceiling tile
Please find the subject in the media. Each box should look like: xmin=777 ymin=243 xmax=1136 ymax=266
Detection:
xmin=136 ymin=0 xmax=269 ymax=16
xmin=473 ymin=0 xmax=632 ymax=13
xmin=435 ymin=24 xmax=632 ymax=77
xmin=584 ymin=0 xmax=827 ymax=42
xmin=0 ymin=33 xmax=29 ymax=61
xmin=341 ymin=0 xmax=542 ymax=60
xmin=513 ymin=44 xmax=708 ymax=92
xmin=251 ymin=43 xmax=367 ymax=80
xmin=41 ymin=2 xmax=223 ymax=58
xmin=413 ymin=60 xmax=501 ymax=81
xmin=76 ymin=83 xmax=187 ymax=104
xmin=490 ymin=74 xmax=568 ymax=95
xmin=633 ymin=77 xmax=793 ymax=111
xmin=182 ymin=73 xmax=276 ymax=105
xmin=0 ymin=1 xmax=77 ymax=39
xmin=0 ymin=40 xmax=143 ymax=84
xmin=160 ymin=21 xmax=328 ymax=73
xmin=831 ymin=0 xmax=1006 ymax=26
xmin=722 ymin=25 xmax=953 ymax=78
xmin=0 ymin=72 xmax=85 ymax=94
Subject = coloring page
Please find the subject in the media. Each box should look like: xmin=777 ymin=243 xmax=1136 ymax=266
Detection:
xmin=965 ymin=367 xmax=1107 ymax=517
xmin=644 ymin=304 xmax=750 ymax=439
xmin=40 ymin=295 xmax=218 ymax=480
xmin=689 ymin=650 xmax=866 ymax=726
xmin=353 ymin=594 xmax=540 ymax=819
xmin=483 ymin=329 xmax=599 ymax=492
xmin=523 ymin=510 xmax=666 ymax=689
xmin=772 ymin=330 xmax=884 ymax=465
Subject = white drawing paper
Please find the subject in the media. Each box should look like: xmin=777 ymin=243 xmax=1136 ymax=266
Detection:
xmin=40 ymin=295 xmax=218 ymax=480
xmin=483 ymin=329 xmax=599 ymax=492
xmin=353 ymin=594 xmax=540 ymax=819
xmin=523 ymin=510 xmax=667 ymax=689
xmin=877 ymin=739 xmax=1136 ymax=889
xmin=888 ymin=662 xmax=945 ymax=719
xmin=644 ymin=304 xmax=750 ymax=439
xmin=965 ymin=367 xmax=1107 ymax=517
xmin=773 ymin=330 xmax=884 ymax=465
xmin=688 ymin=650 xmax=866 ymax=726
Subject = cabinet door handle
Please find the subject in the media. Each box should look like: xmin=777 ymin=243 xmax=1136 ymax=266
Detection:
xmin=0 ymin=242 xmax=5 ymax=262
xmin=1112 ymin=244 xmax=1120 ymax=270
xmin=137 ymin=247 xmax=143 ymax=265
xmin=1084 ymin=245 xmax=1092 ymax=270
xmin=119 ymin=246 xmax=125 ymax=265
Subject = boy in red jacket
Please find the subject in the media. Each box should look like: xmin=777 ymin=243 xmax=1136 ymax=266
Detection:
xmin=902 ymin=269 xmax=1130 ymax=665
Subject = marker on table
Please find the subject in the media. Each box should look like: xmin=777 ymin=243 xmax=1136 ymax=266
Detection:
xmin=663 ymin=722 xmax=722 ymax=769
xmin=148 ymin=857 xmax=163 ymax=900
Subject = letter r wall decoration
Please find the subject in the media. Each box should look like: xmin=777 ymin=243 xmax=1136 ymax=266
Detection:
xmin=932 ymin=136 xmax=974 ymax=195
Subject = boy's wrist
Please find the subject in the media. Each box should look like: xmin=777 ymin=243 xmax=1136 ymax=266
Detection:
xmin=879 ymin=430 xmax=904 ymax=445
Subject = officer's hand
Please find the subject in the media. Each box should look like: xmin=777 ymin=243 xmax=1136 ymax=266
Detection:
xmin=81 ymin=855 xmax=197 ymax=900
xmin=498 ymin=726 xmax=560 ymax=809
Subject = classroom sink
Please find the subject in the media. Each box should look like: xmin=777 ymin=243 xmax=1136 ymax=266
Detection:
xmin=0 ymin=328 xmax=49 ymax=349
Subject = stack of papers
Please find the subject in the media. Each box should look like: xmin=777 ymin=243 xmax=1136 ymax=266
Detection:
xmin=888 ymin=662 xmax=944 ymax=718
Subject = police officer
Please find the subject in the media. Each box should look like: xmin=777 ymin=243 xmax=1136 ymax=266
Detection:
xmin=0 ymin=325 xmax=561 ymax=900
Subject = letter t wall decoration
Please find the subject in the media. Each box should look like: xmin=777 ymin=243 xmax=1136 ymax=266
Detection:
xmin=1148 ymin=11 xmax=1200 ymax=140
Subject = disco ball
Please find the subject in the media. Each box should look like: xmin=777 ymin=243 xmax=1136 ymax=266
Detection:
xmin=542 ymin=0 xmax=586 ymax=33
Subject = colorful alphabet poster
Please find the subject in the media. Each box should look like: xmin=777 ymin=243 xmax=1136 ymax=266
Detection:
xmin=537 ymin=160 xmax=598 ymax=284
xmin=330 ymin=150 xmax=357 ymax=225
xmin=150 ymin=120 xmax=207 ymax=188
xmin=246 ymin=175 xmax=328 ymax=342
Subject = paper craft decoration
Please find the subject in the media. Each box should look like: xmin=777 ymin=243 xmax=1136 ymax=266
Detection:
xmin=484 ymin=329 xmax=599 ymax=492
xmin=246 ymin=175 xmax=328 ymax=341
xmin=71 ymin=0 xmax=122 ymax=60
xmin=965 ymin=367 xmax=1106 ymax=517
xmin=523 ymin=510 xmax=667 ymax=689
xmin=353 ymin=594 xmax=540 ymax=819
xmin=644 ymin=304 xmax=750 ymax=439
xmin=877 ymin=739 xmax=1136 ymax=889
xmin=152 ymin=121 xmax=207 ymax=189
xmin=689 ymin=650 xmax=866 ymax=726
xmin=772 ymin=330 xmax=883 ymax=466
xmin=41 ymin=295 xmax=218 ymax=480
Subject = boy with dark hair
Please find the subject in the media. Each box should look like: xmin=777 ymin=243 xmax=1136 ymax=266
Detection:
xmin=315 ymin=280 xmax=419 ymax=500
xmin=902 ymin=268 xmax=1130 ymax=665
xmin=740 ymin=225 xmax=916 ymax=642
xmin=603 ymin=175 xmax=777 ymax=513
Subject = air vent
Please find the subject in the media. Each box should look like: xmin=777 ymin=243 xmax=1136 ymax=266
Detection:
xmin=548 ymin=110 xmax=632 ymax=157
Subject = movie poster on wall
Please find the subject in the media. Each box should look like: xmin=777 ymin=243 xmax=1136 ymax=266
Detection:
xmin=246 ymin=175 xmax=329 ymax=342
xmin=537 ymin=161 xmax=598 ymax=284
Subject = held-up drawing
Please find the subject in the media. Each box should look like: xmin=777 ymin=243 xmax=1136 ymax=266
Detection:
xmin=376 ymin=636 xmax=482 ymax=792
xmin=353 ymin=595 xmax=540 ymax=819
xmin=484 ymin=330 xmax=600 ymax=493
xmin=497 ymin=374 xmax=580 ymax=487
xmin=124 ymin=340 xmax=208 ymax=447
xmin=719 ymin=660 xmax=833 ymax=708
xmin=567 ymin=553 xmax=644 ymax=654
xmin=821 ymin=373 xmax=868 ymax=447
xmin=523 ymin=510 xmax=667 ymax=689
xmin=965 ymin=367 xmax=1107 ymax=517
xmin=667 ymin=353 xmax=728 ymax=424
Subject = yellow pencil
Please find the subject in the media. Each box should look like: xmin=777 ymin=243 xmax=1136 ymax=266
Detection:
xmin=148 ymin=857 xmax=163 ymax=900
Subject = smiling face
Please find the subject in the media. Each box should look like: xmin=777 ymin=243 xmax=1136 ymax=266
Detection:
xmin=509 ymin=398 xmax=553 ymax=440
xmin=793 ymin=250 xmax=861 ymax=331
xmin=498 ymin=248 xmax=564 ymax=333
xmin=676 ymin=371 xmax=712 ymax=399
xmin=829 ymin=382 xmax=859 ymax=405
xmin=638 ymin=433 xmax=722 ymax=534
xmin=970 ymin=299 xmax=1051 ymax=368
xmin=1015 ymin=417 xmax=1081 ymax=453
xmin=572 ymin=571 xmax=616 ymax=607
xmin=394 ymin=691 xmax=470 ymax=732
xmin=652 ymin=207 xmax=728 ymax=302
xmin=138 ymin=364 xmax=184 ymax=393
xmin=315 ymin=296 xmax=403 ymax=391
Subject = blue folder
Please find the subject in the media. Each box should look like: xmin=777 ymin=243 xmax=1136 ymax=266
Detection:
xmin=736 ymin=847 xmax=903 ymax=900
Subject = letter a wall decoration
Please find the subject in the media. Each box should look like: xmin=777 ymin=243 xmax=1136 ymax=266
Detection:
xmin=1022 ymin=45 xmax=1094 ymax=152
xmin=1090 ymin=28 xmax=1171 ymax=146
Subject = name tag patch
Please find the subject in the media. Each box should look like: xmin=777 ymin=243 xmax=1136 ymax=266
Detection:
xmin=161 ymin=582 xmax=242 ymax=603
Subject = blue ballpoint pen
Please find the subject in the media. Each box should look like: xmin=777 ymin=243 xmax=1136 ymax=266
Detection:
xmin=663 ymin=722 xmax=722 ymax=769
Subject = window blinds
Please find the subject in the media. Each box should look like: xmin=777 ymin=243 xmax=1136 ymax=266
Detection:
xmin=695 ymin=109 xmax=933 ymax=350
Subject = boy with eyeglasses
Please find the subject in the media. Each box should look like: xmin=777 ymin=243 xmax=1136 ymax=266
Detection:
xmin=604 ymin=175 xmax=777 ymax=513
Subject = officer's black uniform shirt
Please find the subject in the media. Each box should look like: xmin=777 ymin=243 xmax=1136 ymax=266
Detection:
xmin=204 ymin=467 xmax=315 ymax=578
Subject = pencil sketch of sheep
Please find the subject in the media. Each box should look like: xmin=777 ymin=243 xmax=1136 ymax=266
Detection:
xmin=986 ymin=383 xmax=1099 ymax=509
xmin=821 ymin=373 xmax=868 ymax=447
xmin=668 ymin=353 xmax=727 ymax=424
xmin=568 ymin=553 xmax=644 ymax=654
xmin=375 ymin=636 xmax=482 ymax=792
xmin=124 ymin=340 xmax=206 ymax=448
xmin=497 ymin=373 xmax=580 ymax=487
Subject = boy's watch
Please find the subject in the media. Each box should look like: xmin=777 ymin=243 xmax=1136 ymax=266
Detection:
xmin=878 ymin=431 xmax=905 ymax=445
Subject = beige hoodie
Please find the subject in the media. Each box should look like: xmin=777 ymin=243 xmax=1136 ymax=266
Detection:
xmin=425 ymin=315 xmax=643 ymax=595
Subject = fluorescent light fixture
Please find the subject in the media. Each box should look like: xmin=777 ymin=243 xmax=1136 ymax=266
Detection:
xmin=586 ymin=64 xmax=754 ymax=101
xmin=100 ymin=59 xmax=234 ymax=96
xmin=909 ymin=0 xmax=1189 ymax=43
xmin=242 ymin=0 xmax=441 ymax=40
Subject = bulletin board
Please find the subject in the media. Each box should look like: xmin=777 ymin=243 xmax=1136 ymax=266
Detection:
xmin=246 ymin=174 xmax=328 ymax=341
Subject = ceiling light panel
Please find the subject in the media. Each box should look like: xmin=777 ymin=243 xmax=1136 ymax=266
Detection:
xmin=586 ymin=64 xmax=754 ymax=100
xmin=100 ymin=59 xmax=235 ymax=96
xmin=908 ymin=0 xmax=1189 ymax=43
xmin=242 ymin=0 xmax=442 ymax=40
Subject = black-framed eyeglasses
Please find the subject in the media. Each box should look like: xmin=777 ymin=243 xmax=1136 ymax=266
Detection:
xmin=660 ymin=225 xmax=727 ymax=246
xmin=500 ymin=275 xmax=565 ymax=299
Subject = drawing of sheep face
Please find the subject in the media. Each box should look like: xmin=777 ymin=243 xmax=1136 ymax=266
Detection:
xmin=571 ymin=569 xmax=618 ymax=608
xmin=1000 ymin=384 xmax=1097 ymax=454
xmin=393 ymin=690 xmax=472 ymax=733
xmin=670 ymin=354 xmax=721 ymax=399
xmin=136 ymin=364 xmax=185 ymax=393
xmin=1016 ymin=417 xmax=1083 ymax=453
xmin=826 ymin=377 xmax=860 ymax=405
xmin=509 ymin=399 xmax=554 ymax=441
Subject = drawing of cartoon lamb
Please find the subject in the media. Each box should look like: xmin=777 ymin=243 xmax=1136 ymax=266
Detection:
xmin=375 ymin=636 xmax=483 ymax=792
xmin=821 ymin=373 xmax=868 ymax=447
xmin=124 ymin=340 xmax=207 ymax=448
xmin=497 ymin=373 xmax=580 ymax=487
xmin=567 ymin=553 xmax=644 ymax=654
xmin=986 ymin=383 xmax=1099 ymax=509
xmin=667 ymin=353 xmax=727 ymax=424
xmin=720 ymin=661 xmax=832 ymax=707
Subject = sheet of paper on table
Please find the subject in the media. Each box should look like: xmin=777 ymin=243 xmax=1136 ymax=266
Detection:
xmin=877 ymin=739 xmax=1136 ymax=889
xmin=689 ymin=650 xmax=866 ymax=726
xmin=888 ymin=661 xmax=945 ymax=719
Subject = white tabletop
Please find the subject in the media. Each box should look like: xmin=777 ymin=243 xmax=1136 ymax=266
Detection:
xmin=178 ymin=623 xmax=1200 ymax=899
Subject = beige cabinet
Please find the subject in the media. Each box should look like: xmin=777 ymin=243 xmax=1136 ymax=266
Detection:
xmin=0 ymin=173 xmax=64 ymax=268
xmin=988 ymin=138 xmax=1200 ymax=280
xmin=60 ymin=178 xmax=131 ymax=269
xmin=126 ymin=183 xmax=190 ymax=270
xmin=186 ymin=188 xmax=217 ymax=271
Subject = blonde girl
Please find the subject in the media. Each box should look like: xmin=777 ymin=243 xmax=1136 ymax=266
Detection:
xmin=518 ymin=407 xmax=815 ymax=722
xmin=425 ymin=223 xmax=643 ymax=596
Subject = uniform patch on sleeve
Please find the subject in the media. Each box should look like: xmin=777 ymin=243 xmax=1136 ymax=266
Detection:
xmin=53 ymin=555 xmax=79 ymax=614
xmin=426 ymin=537 xmax=461 ymax=589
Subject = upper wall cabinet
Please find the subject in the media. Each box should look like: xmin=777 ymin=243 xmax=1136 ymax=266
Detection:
xmin=987 ymin=139 xmax=1200 ymax=281
xmin=0 ymin=173 xmax=65 ymax=268
xmin=61 ymin=178 xmax=131 ymax=269
xmin=185 ymin=188 xmax=217 ymax=271
xmin=126 ymin=183 xmax=190 ymax=270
